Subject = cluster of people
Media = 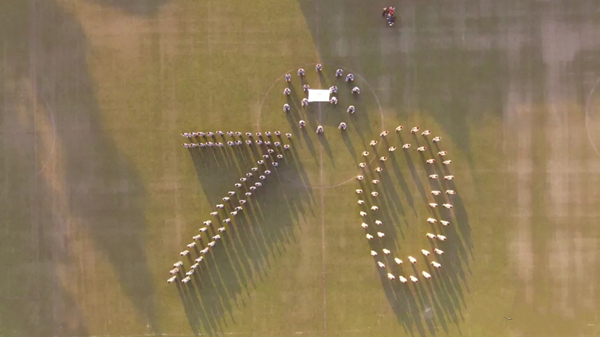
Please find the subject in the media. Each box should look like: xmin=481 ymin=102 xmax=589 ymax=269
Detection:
xmin=182 ymin=130 xmax=292 ymax=150
xmin=382 ymin=6 xmax=396 ymax=27
xmin=283 ymin=66 xmax=362 ymax=134
xmin=355 ymin=126 xmax=457 ymax=284
xmin=170 ymin=132 xmax=292 ymax=284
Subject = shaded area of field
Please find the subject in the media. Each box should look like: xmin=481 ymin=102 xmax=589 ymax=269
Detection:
xmin=175 ymin=140 xmax=315 ymax=336
xmin=0 ymin=0 xmax=167 ymax=335
xmin=297 ymin=0 xmax=600 ymax=336
xmin=2 ymin=0 xmax=600 ymax=336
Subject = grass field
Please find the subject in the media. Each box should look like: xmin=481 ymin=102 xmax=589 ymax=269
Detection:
xmin=2 ymin=0 xmax=600 ymax=336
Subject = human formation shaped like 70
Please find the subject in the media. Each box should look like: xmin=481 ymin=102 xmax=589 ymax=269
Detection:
xmin=172 ymin=64 xmax=458 ymax=287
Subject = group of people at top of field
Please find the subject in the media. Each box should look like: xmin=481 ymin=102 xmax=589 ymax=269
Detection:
xmin=382 ymin=7 xmax=396 ymax=27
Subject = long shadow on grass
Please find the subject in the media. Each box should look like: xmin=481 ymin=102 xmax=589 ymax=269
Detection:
xmin=184 ymin=142 xmax=314 ymax=336
xmin=351 ymin=133 xmax=472 ymax=336
xmin=295 ymin=0 xmax=479 ymax=332
xmin=0 ymin=1 xmax=167 ymax=336
xmin=298 ymin=0 xmax=512 ymax=186
xmin=88 ymin=0 xmax=167 ymax=16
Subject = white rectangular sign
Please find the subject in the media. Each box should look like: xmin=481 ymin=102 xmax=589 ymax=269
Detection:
xmin=307 ymin=89 xmax=331 ymax=103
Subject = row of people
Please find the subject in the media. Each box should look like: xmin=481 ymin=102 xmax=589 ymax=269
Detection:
xmin=182 ymin=131 xmax=292 ymax=139
xmin=293 ymin=121 xmax=354 ymax=133
xmin=286 ymin=66 xmax=354 ymax=82
xmin=183 ymin=141 xmax=291 ymax=150
xmin=370 ymin=248 xmax=444 ymax=263
xmin=168 ymin=152 xmax=285 ymax=284
xmin=283 ymin=86 xmax=360 ymax=95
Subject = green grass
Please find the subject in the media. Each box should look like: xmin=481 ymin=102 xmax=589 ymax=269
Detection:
xmin=2 ymin=0 xmax=600 ymax=336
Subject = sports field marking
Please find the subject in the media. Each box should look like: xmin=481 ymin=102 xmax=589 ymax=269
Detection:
xmin=28 ymin=0 xmax=42 ymax=324
xmin=34 ymin=95 xmax=57 ymax=176
xmin=584 ymin=75 xmax=600 ymax=158
xmin=316 ymin=68 xmax=329 ymax=337
xmin=256 ymin=64 xmax=384 ymax=190
xmin=313 ymin=3 xmax=328 ymax=333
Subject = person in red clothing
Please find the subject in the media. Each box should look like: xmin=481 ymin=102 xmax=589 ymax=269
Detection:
xmin=382 ymin=6 xmax=396 ymax=27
